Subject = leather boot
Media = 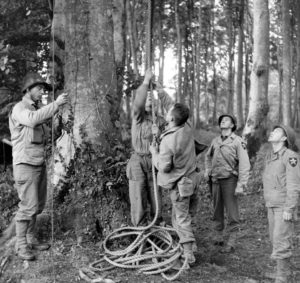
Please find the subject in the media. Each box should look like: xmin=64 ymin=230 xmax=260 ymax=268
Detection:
xmin=27 ymin=216 xmax=50 ymax=251
xmin=16 ymin=220 xmax=35 ymax=261
xmin=275 ymin=258 xmax=293 ymax=283
xmin=220 ymin=230 xmax=237 ymax=253
xmin=182 ymin=242 xmax=196 ymax=264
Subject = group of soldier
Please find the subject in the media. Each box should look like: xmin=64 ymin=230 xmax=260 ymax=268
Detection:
xmin=8 ymin=69 xmax=300 ymax=283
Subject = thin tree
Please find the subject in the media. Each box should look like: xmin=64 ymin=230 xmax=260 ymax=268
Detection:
xmin=243 ymin=0 xmax=269 ymax=155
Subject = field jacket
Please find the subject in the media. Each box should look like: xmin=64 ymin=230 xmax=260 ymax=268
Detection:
xmin=263 ymin=147 xmax=300 ymax=213
xmin=9 ymin=95 xmax=59 ymax=165
xmin=152 ymin=123 xmax=197 ymax=189
xmin=205 ymin=132 xmax=250 ymax=187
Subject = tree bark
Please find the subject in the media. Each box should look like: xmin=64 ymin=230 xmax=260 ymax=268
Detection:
xmin=281 ymin=0 xmax=292 ymax=126
xmin=226 ymin=0 xmax=235 ymax=114
xmin=53 ymin=0 xmax=119 ymax=185
xmin=294 ymin=0 xmax=300 ymax=128
xmin=243 ymin=0 xmax=269 ymax=157
xmin=236 ymin=0 xmax=245 ymax=128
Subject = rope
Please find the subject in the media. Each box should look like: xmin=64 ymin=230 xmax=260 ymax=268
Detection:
xmin=79 ymin=0 xmax=190 ymax=281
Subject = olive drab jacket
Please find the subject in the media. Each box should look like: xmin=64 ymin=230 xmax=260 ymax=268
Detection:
xmin=205 ymin=132 xmax=250 ymax=187
xmin=263 ymin=147 xmax=300 ymax=213
xmin=9 ymin=95 xmax=59 ymax=166
xmin=152 ymin=123 xmax=197 ymax=189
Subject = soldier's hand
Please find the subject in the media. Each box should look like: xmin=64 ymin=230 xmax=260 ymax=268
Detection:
xmin=149 ymin=144 xmax=158 ymax=155
xmin=152 ymin=124 xmax=159 ymax=136
xmin=154 ymin=80 xmax=164 ymax=93
xmin=204 ymin=169 xmax=210 ymax=181
xmin=56 ymin=92 xmax=69 ymax=106
xmin=283 ymin=211 xmax=293 ymax=221
xmin=143 ymin=68 xmax=154 ymax=85
xmin=234 ymin=183 xmax=245 ymax=196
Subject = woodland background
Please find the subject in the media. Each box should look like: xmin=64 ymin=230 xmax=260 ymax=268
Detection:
xmin=0 ymin=0 xmax=300 ymax=282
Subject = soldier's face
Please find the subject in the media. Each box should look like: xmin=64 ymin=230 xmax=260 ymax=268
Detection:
xmin=220 ymin=116 xmax=234 ymax=130
xmin=29 ymin=84 xmax=45 ymax=103
xmin=268 ymin=127 xmax=287 ymax=143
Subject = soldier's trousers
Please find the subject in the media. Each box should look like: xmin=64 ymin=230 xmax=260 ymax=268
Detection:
xmin=126 ymin=153 xmax=162 ymax=226
xmin=170 ymin=171 xmax=200 ymax=244
xmin=13 ymin=163 xmax=47 ymax=221
xmin=212 ymin=175 xmax=239 ymax=232
xmin=268 ymin=207 xmax=293 ymax=260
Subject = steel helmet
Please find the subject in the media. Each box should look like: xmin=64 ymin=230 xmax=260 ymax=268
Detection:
xmin=218 ymin=114 xmax=237 ymax=132
xmin=273 ymin=124 xmax=296 ymax=149
xmin=21 ymin=72 xmax=51 ymax=93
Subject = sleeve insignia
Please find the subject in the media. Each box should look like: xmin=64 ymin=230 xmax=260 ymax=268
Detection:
xmin=289 ymin=157 xmax=298 ymax=167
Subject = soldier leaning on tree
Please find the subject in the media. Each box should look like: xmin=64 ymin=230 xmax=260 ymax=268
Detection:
xmin=205 ymin=114 xmax=250 ymax=253
xmin=9 ymin=72 xmax=68 ymax=260
xmin=263 ymin=125 xmax=300 ymax=283
xmin=126 ymin=69 xmax=173 ymax=227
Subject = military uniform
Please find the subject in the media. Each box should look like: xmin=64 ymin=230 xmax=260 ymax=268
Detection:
xmin=126 ymin=85 xmax=173 ymax=226
xmin=152 ymin=122 xmax=200 ymax=249
xmin=205 ymin=132 xmax=250 ymax=236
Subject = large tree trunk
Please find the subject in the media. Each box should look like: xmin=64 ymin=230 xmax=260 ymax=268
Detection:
xmin=243 ymin=0 xmax=269 ymax=156
xmin=281 ymin=0 xmax=292 ymax=125
xmin=51 ymin=0 xmax=126 ymax=235
xmin=236 ymin=0 xmax=245 ymax=128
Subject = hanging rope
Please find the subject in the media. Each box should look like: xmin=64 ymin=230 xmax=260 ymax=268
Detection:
xmin=79 ymin=0 xmax=189 ymax=282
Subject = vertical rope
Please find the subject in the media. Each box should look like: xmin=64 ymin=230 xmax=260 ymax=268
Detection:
xmin=50 ymin=7 xmax=56 ymax=283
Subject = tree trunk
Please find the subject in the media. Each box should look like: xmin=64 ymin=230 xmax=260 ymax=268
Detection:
xmin=281 ymin=0 xmax=291 ymax=126
xmin=243 ymin=0 xmax=269 ymax=157
xmin=113 ymin=0 xmax=126 ymax=117
xmin=236 ymin=0 xmax=244 ymax=128
xmin=226 ymin=0 xmax=235 ymax=114
xmin=294 ymin=0 xmax=300 ymax=128
xmin=175 ymin=0 xmax=182 ymax=102
xmin=157 ymin=0 xmax=165 ymax=115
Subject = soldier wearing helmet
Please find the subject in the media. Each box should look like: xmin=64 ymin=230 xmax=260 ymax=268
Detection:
xmin=263 ymin=125 xmax=300 ymax=282
xmin=9 ymin=72 xmax=69 ymax=261
xmin=205 ymin=114 xmax=250 ymax=253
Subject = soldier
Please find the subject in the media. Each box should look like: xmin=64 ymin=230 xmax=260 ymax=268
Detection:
xmin=126 ymin=69 xmax=172 ymax=226
xmin=263 ymin=125 xmax=300 ymax=283
xmin=150 ymin=103 xmax=200 ymax=265
xmin=9 ymin=72 xmax=68 ymax=260
xmin=205 ymin=114 xmax=250 ymax=253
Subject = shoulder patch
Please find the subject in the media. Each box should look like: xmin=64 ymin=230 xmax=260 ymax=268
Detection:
xmin=289 ymin=157 xmax=298 ymax=167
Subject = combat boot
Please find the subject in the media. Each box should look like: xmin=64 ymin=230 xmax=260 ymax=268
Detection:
xmin=182 ymin=242 xmax=196 ymax=264
xmin=16 ymin=220 xmax=35 ymax=261
xmin=275 ymin=258 xmax=293 ymax=283
xmin=27 ymin=216 xmax=50 ymax=251
xmin=220 ymin=230 xmax=237 ymax=253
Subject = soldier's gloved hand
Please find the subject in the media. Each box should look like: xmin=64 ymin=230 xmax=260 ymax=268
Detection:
xmin=283 ymin=211 xmax=293 ymax=221
xmin=149 ymin=144 xmax=158 ymax=155
xmin=56 ymin=92 xmax=69 ymax=106
xmin=234 ymin=183 xmax=245 ymax=196
xmin=152 ymin=124 xmax=159 ymax=136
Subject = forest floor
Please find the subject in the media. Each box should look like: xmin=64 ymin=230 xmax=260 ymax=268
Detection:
xmin=1 ymin=184 xmax=300 ymax=283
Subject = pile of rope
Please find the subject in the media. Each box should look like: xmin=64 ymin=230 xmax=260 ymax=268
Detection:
xmin=79 ymin=224 xmax=189 ymax=282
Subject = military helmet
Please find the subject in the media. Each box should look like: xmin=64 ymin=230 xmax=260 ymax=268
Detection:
xmin=21 ymin=72 xmax=51 ymax=93
xmin=218 ymin=114 xmax=237 ymax=132
xmin=273 ymin=124 xmax=296 ymax=149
